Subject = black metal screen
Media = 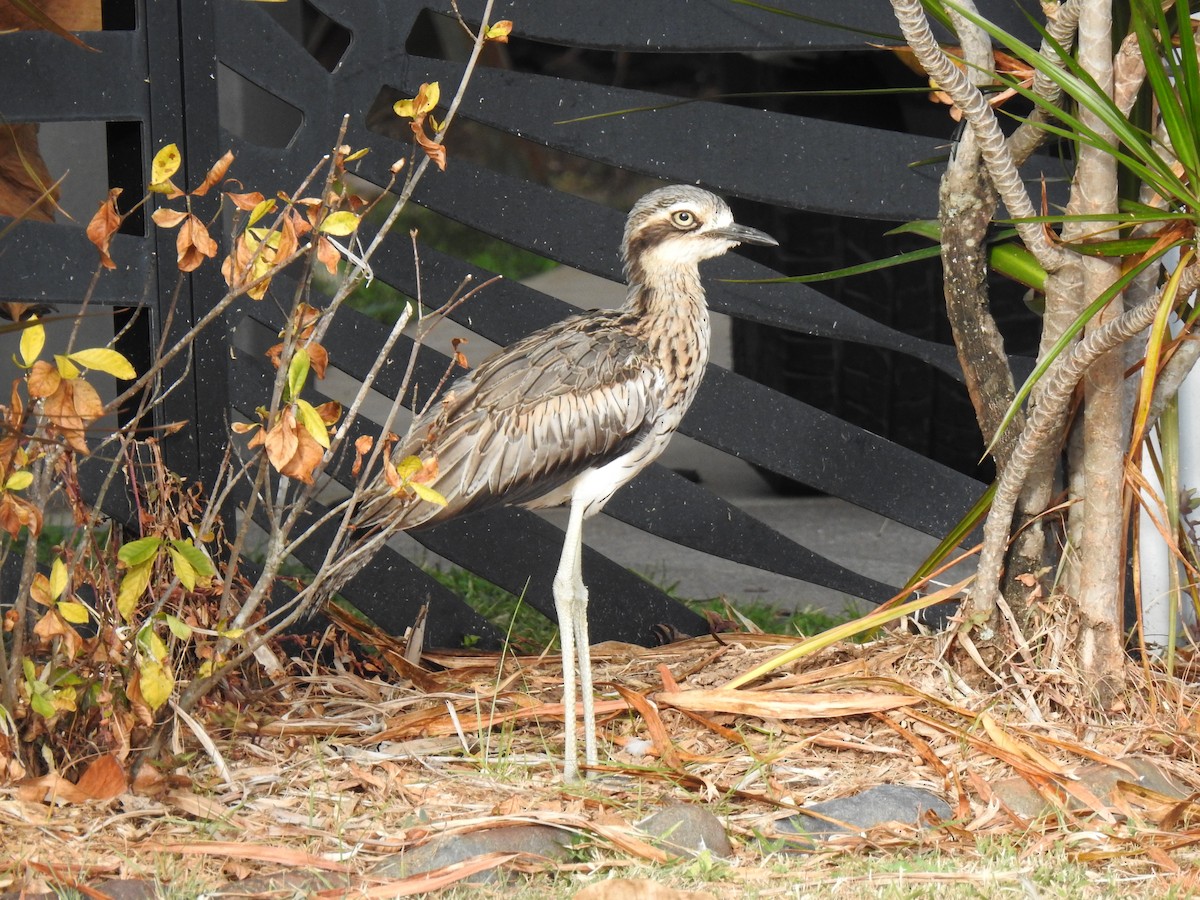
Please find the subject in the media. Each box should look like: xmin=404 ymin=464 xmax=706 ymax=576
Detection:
xmin=0 ymin=1 xmax=1045 ymax=648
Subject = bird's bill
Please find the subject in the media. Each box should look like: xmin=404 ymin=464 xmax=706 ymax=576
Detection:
xmin=712 ymin=223 xmax=778 ymax=247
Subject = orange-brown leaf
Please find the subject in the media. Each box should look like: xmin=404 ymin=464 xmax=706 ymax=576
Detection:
xmin=0 ymin=491 xmax=41 ymax=539
xmin=26 ymin=360 xmax=61 ymax=399
xmin=316 ymin=235 xmax=341 ymax=275
xmin=71 ymin=377 xmax=104 ymax=421
xmin=656 ymin=688 xmax=920 ymax=719
xmin=85 ymin=188 xmax=123 ymax=269
xmin=351 ymin=434 xmax=373 ymax=477
xmin=260 ymin=411 xmax=299 ymax=473
xmin=177 ymin=214 xmax=218 ymax=272
xmin=314 ymin=400 xmax=340 ymax=425
xmin=191 ymin=149 xmax=235 ymax=198
xmin=227 ymin=190 xmax=264 ymax=211
xmin=306 ymin=341 xmax=329 ymax=379
xmin=74 ymin=753 xmax=127 ymax=801
xmin=150 ymin=207 xmax=188 ymax=229
xmin=411 ymin=122 xmax=447 ymax=171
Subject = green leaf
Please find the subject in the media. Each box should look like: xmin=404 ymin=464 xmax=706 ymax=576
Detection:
xmin=409 ymin=481 xmax=448 ymax=507
xmin=319 ymin=211 xmax=361 ymax=236
xmin=168 ymin=548 xmax=197 ymax=592
xmin=165 ymin=614 xmax=193 ymax=641
xmin=29 ymin=687 xmax=55 ymax=719
xmin=67 ymin=347 xmax=137 ymax=380
xmin=295 ymin=398 xmax=331 ymax=449
xmin=18 ymin=317 xmax=44 ymax=368
xmin=286 ymin=348 xmax=310 ymax=403
xmin=117 ymin=560 xmax=153 ymax=621
xmin=118 ymin=536 xmax=162 ymax=567
xmin=168 ymin=539 xmax=215 ymax=579
xmin=48 ymin=557 xmax=67 ymax=600
xmin=57 ymin=601 xmax=90 ymax=625
xmin=4 ymin=470 xmax=33 ymax=492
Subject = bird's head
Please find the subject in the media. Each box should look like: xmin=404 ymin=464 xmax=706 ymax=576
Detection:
xmin=621 ymin=185 xmax=778 ymax=285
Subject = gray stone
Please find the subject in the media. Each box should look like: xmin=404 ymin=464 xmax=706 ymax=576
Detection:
xmin=776 ymin=785 xmax=952 ymax=847
xmin=634 ymin=802 xmax=734 ymax=859
xmin=991 ymin=755 xmax=1190 ymax=820
xmin=371 ymin=823 xmax=572 ymax=884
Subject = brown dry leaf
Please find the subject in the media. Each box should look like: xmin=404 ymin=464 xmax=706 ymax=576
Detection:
xmin=150 ymin=207 xmax=188 ymax=229
xmin=250 ymin=407 xmax=324 ymax=483
xmin=314 ymin=400 xmax=341 ymax=425
xmin=26 ymin=359 xmax=61 ymax=398
xmin=148 ymin=841 xmax=352 ymax=873
xmin=0 ymin=122 xmax=59 ymax=221
xmin=74 ymin=754 xmax=127 ymax=801
xmin=191 ymin=149 xmax=234 ymax=197
xmin=307 ymin=341 xmax=329 ymax=379
xmin=85 ymin=188 xmax=123 ymax=269
xmin=17 ymin=771 xmax=90 ymax=805
xmin=351 ymin=434 xmax=374 ymax=477
xmin=320 ymin=852 xmax=522 ymax=899
xmin=33 ymin=607 xmax=83 ymax=659
xmin=71 ymin=376 xmax=104 ymax=420
xmin=979 ymin=712 xmax=1071 ymax=777
xmin=656 ymin=688 xmax=920 ymax=719
xmin=316 ymin=234 xmax=341 ymax=274
xmin=176 ymin=213 xmax=218 ymax=272
xmin=411 ymin=121 xmax=447 ymax=171
xmin=0 ymin=490 xmax=42 ymax=539
xmin=574 ymin=879 xmax=716 ymax=900
xmin=611 ymin=683 xmax=683 ymax=768
xmin=227 ymin=190 xmax=264 ymax=211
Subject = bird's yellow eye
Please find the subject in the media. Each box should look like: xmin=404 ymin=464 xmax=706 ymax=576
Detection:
xmin=670 ymin=210 xmax=697 ymax=230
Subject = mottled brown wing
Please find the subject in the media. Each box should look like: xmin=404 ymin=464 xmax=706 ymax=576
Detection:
xmin=354 ymin=312 xmax=663 ymax=531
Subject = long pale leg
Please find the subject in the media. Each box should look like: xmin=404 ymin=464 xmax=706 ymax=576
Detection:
xmin=553 ymin=498 xmax=597 ymax=780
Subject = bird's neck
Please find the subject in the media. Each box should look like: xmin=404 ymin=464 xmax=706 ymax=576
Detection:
xmin=625 ymin=265 xmax=711 ymax=405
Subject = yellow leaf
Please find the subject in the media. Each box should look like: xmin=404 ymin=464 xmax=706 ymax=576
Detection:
xmin=19 ymin=317 xmax=44 ymax=368
xmin=4 ymin=470 xmax=32 ymax=492
xmin=138 ymin=657 xmax=174 ymax=711
xmin=54 ymin=354 xmax=80 ymax=380
xmin=295 ymin=399 xmax=331 ymax=449
xmin=219 ymin=627 xmax=244 ymax=640
xmin=145 ymin=630 xmax=169 ymax=662
xmin=67 ymin=347 xmax=137 ymax=380
xmin=409 ymin=481 xmax=448 ymax=507
xmin=394 ymin=455 xmax=421 ymax=482
xmin=57 ymin=601 xmax=90 ymax=624
xmin=247 ymin=198 xmax=276 ymax=227
xmin=117 ymin=560 xmax=153 ymax=621
xmin=48 ymin=557 xmax=67 ymax=600
xmin=168 ymin=547 xmax=197 ymax=592
xmin=485 ymin=20 xmax=513 ymax=42
xmin=319 ymin=210 xmax=360 ymax=236
xmin=393 ymin=81 xmax=440 ymax=118
xmin=151 ymin=144 xmax=182 ymax=186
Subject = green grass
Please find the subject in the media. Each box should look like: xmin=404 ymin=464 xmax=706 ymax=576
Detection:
xmin=426 ymin=564 xmax=855 ymax=652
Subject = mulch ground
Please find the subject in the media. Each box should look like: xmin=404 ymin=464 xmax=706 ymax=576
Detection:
xmin=3 ymin=614 xmax=1200 ymax=897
